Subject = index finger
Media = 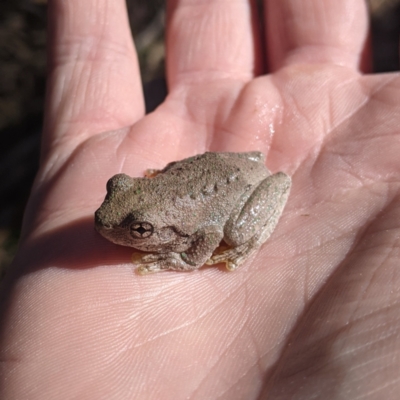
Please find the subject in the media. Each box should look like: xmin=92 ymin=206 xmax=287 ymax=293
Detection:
xmin=43 ymin=0 xmax=144 ymax=161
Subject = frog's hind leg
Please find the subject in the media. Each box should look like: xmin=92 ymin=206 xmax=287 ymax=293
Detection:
xmin=207 ymin=172 xmax=291 ymax=270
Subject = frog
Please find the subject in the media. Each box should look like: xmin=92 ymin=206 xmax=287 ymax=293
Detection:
xmin=94 ymin=152 xmax=291 ymax=274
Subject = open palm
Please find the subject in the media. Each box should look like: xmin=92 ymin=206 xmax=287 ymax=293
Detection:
xmin=1 ymin=0 xmax=399 ymax=398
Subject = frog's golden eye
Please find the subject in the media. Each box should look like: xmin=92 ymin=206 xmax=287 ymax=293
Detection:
xmin=130 ymin=222 xmax=154 ymax=238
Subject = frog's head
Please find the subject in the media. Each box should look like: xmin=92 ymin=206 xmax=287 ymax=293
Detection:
xmin=95 ymin=173 xmax=180 ymax=251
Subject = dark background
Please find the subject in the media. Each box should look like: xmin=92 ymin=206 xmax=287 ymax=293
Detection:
xmin=0 ymin=0 xmax=399 ymax=278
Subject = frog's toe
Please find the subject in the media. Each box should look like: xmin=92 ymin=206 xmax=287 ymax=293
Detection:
xmin=136 ymin=262 xmax=170 ymax=274
xmin=137 ymin=264 xmax=158 ymax=274
xmin=208 ymin=244 xmax=255 ymax=270
xmin=140 ymin=253 xmax=163 ymax=263
xmin=209 ymin=249 xmax=236 ymax=264
xmin=225 ymin=260 xmax=238 ymax=271
xmin=206 ymin=253 xmax=236 ymax=270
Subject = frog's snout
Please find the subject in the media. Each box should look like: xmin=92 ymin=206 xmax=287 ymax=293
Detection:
xmin=94 ymin=208 xmax=113 ymax=231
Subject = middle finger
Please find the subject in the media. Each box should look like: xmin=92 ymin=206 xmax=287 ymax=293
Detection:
xmin=166 ymin=0 xmax=262 ymax=89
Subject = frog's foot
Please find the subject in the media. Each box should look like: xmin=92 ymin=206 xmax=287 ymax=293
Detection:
xmin=205 ymin=256 xmax=239 ymax=271
xmin=132 ymin=252 xmax=197 ymax=274
xmin=136 ymin=264 xmax=162 ymax=274
xmin=206 ymin=240 xmax=258 ymax=271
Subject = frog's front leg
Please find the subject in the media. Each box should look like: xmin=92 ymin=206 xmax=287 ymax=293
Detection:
xmin=208 ymin=172 xmax=291 ymax=270
xmin=135 ymin=227 xmax=224 ymax=274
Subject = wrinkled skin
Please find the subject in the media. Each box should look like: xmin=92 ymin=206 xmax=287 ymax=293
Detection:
xmin=1 ymin=0 xmax=400 ymax=399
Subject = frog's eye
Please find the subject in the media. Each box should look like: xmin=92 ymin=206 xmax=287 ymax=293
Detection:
xmin=130 ymin=222 xmax=154 ymax=239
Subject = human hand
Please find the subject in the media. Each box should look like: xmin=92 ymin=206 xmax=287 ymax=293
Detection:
xmin=1 ymin=0 xmax=399 ymax=398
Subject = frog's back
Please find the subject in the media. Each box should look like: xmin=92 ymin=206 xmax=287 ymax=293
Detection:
xmin=208 ymin=152 xmax=269 ymax=181
xmin=149 ymin=152 xmax=270 ymax=232
xmin=162 ymin=151 xmax=269 ymax=184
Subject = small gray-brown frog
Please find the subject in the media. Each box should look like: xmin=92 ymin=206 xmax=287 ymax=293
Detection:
xmin=94 ymin=152 xmax=291 ymax=274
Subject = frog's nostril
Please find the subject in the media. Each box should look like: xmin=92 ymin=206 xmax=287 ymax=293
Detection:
xmin=98 ymin=222 xmax=110 ymax=229
xmin=94 ymin=211 xmax=112 ymax=230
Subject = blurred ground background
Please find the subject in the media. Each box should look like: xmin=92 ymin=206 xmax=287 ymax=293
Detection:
xmin=0 ymin=0 xmax=399 ymax=279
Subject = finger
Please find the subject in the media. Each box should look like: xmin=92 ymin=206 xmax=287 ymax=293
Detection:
xmin=43 ymin=0 xmax=144 ymax=159
xmin=166 ymin=0 xmax=263 ymax=88
xmin=265 ymin=0 xmax=369 ymax=70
